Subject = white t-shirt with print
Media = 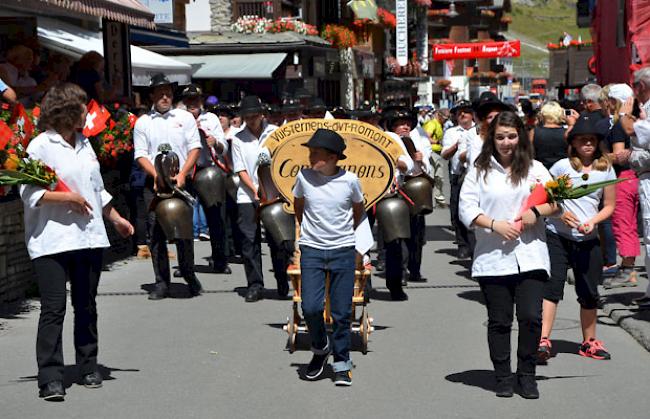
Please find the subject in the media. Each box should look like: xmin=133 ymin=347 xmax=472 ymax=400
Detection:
xmin=293 ymin=168 xmax=364 ymax=250
xmin=547 ymin=158 xmax=616 ymax=241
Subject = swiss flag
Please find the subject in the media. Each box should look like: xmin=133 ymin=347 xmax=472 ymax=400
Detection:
xmin=83 ymin=100 xmax=110 ymax=138
xmin=10 ymin=103 xmax=34 ymax=146
xmin=0 ymin=120 xmax=14 ymax=150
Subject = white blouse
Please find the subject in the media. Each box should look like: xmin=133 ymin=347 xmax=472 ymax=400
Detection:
xmin=20 ymin=130 xmax=112 ymax=259
xmin=459 ymin=158 xmax=552 ymax=277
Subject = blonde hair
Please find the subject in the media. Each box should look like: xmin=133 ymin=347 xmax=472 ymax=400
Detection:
xmin=569 ymin=134 xmax=611 ymax=172
xmin=539 ymin=101 xmax=565 ymax=125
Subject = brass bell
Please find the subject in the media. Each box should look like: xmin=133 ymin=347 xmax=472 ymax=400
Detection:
xmin=154 ymin=197 xmax=193 ymax=241
xmin=259 ymin=201 xmax=296 ymax=243
xmin=225 ymin=174 xmax=240 ymax=200
xmin=376 ymin=196 xmax=411 ymax=243
xmin=194 ymin=166 xmax=226 ymax=207
xmin=403 ymin=176 xmax=434 ymax=215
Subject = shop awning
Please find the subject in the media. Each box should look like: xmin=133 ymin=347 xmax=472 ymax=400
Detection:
xmin=37 ymin=17 xmax=191 ymax=86
xmin=173 ymin=53 xmax=288 ymax=79
xmin=4 ymin=0 xmax=155 ymax=29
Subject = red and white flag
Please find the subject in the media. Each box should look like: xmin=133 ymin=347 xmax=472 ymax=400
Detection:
xmin=83 ymin=100 xmax=110 ymax=138
xmin=10 ymin=103 xmax=34 ymax=146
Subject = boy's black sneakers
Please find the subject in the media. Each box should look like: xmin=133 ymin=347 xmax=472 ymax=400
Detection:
xmin=305 ymin=353 xmax=329 ymax=380
xmin=334 ymin=370 xmax=352 ymax=386
xmin=39 ymin=381 xmax=65 ymax=401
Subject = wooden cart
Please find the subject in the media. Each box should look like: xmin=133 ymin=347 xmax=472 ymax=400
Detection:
xmin=283 ymin=266 xmax=374 ymax=354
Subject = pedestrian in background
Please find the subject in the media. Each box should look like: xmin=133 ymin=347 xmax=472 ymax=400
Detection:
xmin=460 ymin=111 xmax=557 ymax=399
xmin=20 ymin=83 xmax=133 ymax=401
xmin=529 ymin=101 xmax=567 ymax=170
xmin=538 ymin=116 xmax=616 ymax=363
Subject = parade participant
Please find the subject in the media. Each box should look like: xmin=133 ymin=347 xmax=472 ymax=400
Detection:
xmin=231 ymin=95 xmax=284 ymax=302
xmin=423 ymin=108 xmax=450 ymax=207
xmin=441 ymin=100 xmax=475 ymax=259
xmin=381 ymin=106 xmax=416 ymax=298
xmin=537 ymin=116 xmax=616 ymax=363
xmin=20 ymin=83 xmax=134 ymax=401
xmin=459 ymin=111 xmax=556 ymax=399
xmin=602 ymin=84 xmax=639 ymax=289
xmin=133 ymin=73 xmax=203 ymax=300
xmin=465 ymin=92 xmax=511 ymax=168
xmin=529 ymin=102 xmax=567 ymax=170
xmin=293 ymin=129 xmax=365 ymax=386
xmin=304 ymin=97 xmax=328 ymax=118
xmin=282 ymin=96 xmax=303 ymax=123
xmin=353 ymin=100 xmax=381 ymax=127
xmin=230 ymin=105 xmax=243 ymax=129
xmin=266 ymin=103 xmax=285 ymax=126
xmin=180 ymin=84 xmax=231 ymax=274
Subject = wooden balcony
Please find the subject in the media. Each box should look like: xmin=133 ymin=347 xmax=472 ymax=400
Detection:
xmin=232 ymin=0 xmax=301 ymax=21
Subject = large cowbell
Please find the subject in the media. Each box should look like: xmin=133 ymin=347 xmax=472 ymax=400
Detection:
xmin=154 ymin=145 xmax=180 ymax=193
xmin=225 ymin=174 xmax=240 ymax=200
xmin=376 ymin=196 xmax=411 ymax=243
xmin=194 ymin=166 xmax=226 ymax=207
xmin=259 ymin=201 xmax=295 ymax=243
xmin=403 ymin=176 xmax=434 ymax=215
xmin=155 ymin=198 xmax=193 ymax=240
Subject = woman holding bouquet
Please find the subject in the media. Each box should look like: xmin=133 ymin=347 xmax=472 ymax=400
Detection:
xmin=537 ymin=116 xmax=616 ymax=363
xmin=459 ymin=111 xmax=557 ymax=399
xmin=20 ymin=83 xmax=133 ymax=401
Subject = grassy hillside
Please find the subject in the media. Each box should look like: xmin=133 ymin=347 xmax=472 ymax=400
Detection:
xmin=507 ymin=0 xmax=592 ymax=78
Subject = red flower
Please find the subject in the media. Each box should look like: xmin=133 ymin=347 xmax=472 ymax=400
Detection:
xmin=1 ymin=103 xmax=9 ymax=110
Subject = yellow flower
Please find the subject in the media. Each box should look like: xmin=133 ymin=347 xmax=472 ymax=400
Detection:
xmin=546 ymin=180 xmax=559 ymax=189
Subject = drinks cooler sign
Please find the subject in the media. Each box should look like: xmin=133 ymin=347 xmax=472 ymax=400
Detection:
xmin=432 ymin=40 xmax=521 ymax=61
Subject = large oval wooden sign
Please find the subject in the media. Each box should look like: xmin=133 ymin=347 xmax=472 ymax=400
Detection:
xmin=264 ymin=119 xmax=402 ymax=212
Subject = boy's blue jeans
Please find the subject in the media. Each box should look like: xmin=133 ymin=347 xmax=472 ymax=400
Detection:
xmin=300 ymin=245 xmax=356 ymax=372
xmin=193 ymin=200 xmax=208 ymax=237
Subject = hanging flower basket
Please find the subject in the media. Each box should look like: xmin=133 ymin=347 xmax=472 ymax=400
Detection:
xmin=377 ymin=7 xmax=396 ymax=29
xmin=322 ymin=24 xmax=357 ymax=49
xmin=231 ymin=15 xmax=270 ymax=34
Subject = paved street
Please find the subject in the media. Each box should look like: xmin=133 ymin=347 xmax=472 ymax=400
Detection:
xmin=2 ymin=208 xmax=650 ymax=419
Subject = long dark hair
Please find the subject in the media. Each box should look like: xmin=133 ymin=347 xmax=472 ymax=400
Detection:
xmin=475 ymin=111 xmax=533 ymax=185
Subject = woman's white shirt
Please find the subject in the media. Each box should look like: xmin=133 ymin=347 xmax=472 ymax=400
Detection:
xmin=546 ymin=158 xmax=616 ymax=241
xmin=20 ymin=130 xmax=112 ymax=259
xmin=459 ymin=158 xmax=552 ymax=277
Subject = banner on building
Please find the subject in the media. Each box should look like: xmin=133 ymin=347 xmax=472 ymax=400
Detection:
xmin=395 ymin=0 xmax=408 ymax=66
xmin=432 ymin=40 xmax=521 ymax=61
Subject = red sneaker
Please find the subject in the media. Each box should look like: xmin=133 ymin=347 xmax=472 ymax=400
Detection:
xmin=537 ymin=337 xmax=552 ymax=363
xmin=578 ymin=338 xmax=611 ymax=360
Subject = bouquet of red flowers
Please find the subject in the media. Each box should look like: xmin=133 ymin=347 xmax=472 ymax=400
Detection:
xmin=90 ymin=105 xmax=136 ymax=166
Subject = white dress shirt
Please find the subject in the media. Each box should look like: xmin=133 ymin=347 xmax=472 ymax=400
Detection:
xmin=197 ymin=110 xmax=228 ymax=155
xmin=465 ymin=127 xmax=484 ymax=169
xmin=442 ymin=125 xmax=474 ymax=175
xmin=459 ymin=158 xmax=552 ymax=277
xmin=231 ymin=122 xmax=277 ymax=203
xmin=408 ymin=126 xmax=433 ymax=176
xmin=133 ymin=108 xmax=202 ymax=169
xmin=20 ymin=130 xmax=112 ymax=259
xmin=385 ymin=132 xmax=415 ymax=184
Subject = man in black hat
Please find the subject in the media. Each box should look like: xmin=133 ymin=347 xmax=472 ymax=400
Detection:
xmin=441 ymin=99 xmax=476 ymax=260
xmin=304 ymin=97 xmax=328 ymax=119
xmin=266 ymin=103 xmax=284 ymax=126
xmin=180 ymin=84 xmax=231 ymax=275
xmin=293 ymin=128 xmax=365 ymax=386
xmin=282 ymin=96 xmax=304 ymax=123
xmin=352 ymin=100 xmax=382 ymax=127
xmin=133 ymin=73 xmax=204 ymax=300
xmin=232 ymin=95 xmax=292 ymax=302
xmin=465 ymin=91 xmax=512 ymax=168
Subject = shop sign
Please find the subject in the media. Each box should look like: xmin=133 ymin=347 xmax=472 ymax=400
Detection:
xmin=432 ymin=40 xmax=521 ymax=61
xmin=102 ymin=20 xmax=132 ymax=98
xmin=396 ymin=0 xmax=408 ymax=66
xmin=265 ymin=119 xmax=404 ymax=212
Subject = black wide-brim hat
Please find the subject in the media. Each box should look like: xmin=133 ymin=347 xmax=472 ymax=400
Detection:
xmin=213 ymin=104 xmax=235 ymax=118
xmin=381 ymin=105 xmax=417 ymax=131
xmin=301 ymin=128 xmax=347 ymax=160
xmin=567 ymin=115 xmax=605 ymax=143
xmin=474 ymin=92 xmax=513 ymax=120
xmin=149 ymin=73 xmax=178 ymax=90
xmin=282 ymin=97 xmax=303 ymax=114
xmin=351 ymin=100 xmax=379 ymax=118
xmin=238 ymin=95 xmax=265 ymax=116
xmin=451 ymin=99 xmax=474 ymax=115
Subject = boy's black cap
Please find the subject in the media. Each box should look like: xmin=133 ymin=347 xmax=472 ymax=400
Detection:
xmin=302 ymin=128 xmax=347 ymax=160
xmin=181 ymin=84 xmax=202 ymax=98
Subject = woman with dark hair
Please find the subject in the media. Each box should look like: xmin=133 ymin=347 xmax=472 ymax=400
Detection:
xmin=537 ymin=116 xmax=616 ymax=364
xmin=20 ymin=83 xmax=133 ymax=401
xmin=459 ymin=111 xmax=557 ymax=399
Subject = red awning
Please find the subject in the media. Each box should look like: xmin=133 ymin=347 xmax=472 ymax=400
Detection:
xmin=432 ymin=40 xmax=520 ymax=61
xmin=4 ymin=0 xmax=155 ymax=29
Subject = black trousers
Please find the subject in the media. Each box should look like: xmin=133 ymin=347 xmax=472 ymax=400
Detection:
xmin=478 ymin=271 xmax=546 ymax=379
xmin=144 ymin=186 xmax=195 ymax=286
xmin=225 ymin=194 xmax=242 ymax=256
xmin=450 ymin=174 xmax=472 ymax=251
xmin=385 ymin=239 xmax=405 ymax=292
xmin=406 ymin=214 xmax=425 ymax=279
xmin=33 ymin=248 xmax=103 ymax=387
xmin=237 ymin=202 xmax=293 ymax=290
xmin=127 ymin=186 xmax=149 ymax=247
xmin=187 ymin=175 xmax=228 ymax=270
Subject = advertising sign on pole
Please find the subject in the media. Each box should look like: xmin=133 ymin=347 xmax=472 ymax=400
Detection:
xmin=432 ymin=40 xmax=521 ymax=61
xmin=395 ymin=0 xmax=408 ymax=67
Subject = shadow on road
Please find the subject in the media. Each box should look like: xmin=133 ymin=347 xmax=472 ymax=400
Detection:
xmin=457 ymin=290 xmax=485 ymax=305
xmin=425 ymin=225 xmax=455 ymax=242
xmin=445 ymin=369 xmax=594 ymax=393
xmin=290 ymin=363 xmax=335 ymax=382
xmin=140 ymin=283 xmax=193 ymax=299
xmin=14 ymin=365 xmax=140 ymax=389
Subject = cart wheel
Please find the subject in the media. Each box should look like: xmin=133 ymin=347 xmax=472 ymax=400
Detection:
xmin=361 ymin=308 xmax=370 ymax=354
xmin=287 ymin=319 xmax=297 ymax=353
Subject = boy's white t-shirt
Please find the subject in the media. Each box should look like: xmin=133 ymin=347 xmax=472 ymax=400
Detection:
xmin=546 ymin=158 xmax=616 ymax=241
xmin=293 ymin=168 xmax=364 ymax=250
